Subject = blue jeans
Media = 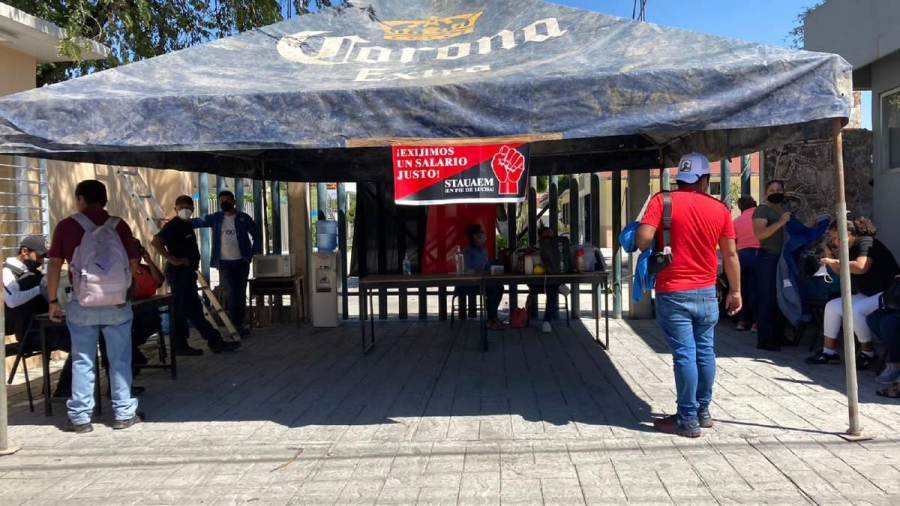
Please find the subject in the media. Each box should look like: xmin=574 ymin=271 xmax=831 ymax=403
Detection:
xmin=755 ymin=249 xmax=785 ymax=345
xmin=65 ymin=299 xmax=137 ymax=424
xmin=867 ymin=311 xmax=900 ymax=363
xmin=166 ymin=268 xmax=224 ymax=348
xmin=655 ymin=286 xmax=718 ymax=420
xmin=738 ymin=248 xmax=759 ymax=324
xmin=219 ymin=259 xmax=250 ymax=328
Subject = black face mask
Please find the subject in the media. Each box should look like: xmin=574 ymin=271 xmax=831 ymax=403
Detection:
xmin=220 ymin=202 xmax=235 ymax=213
xmin=767 ymin=193 xmax=785 ymax=205
xmin=23 ymin=259 xmax=42 ymax=273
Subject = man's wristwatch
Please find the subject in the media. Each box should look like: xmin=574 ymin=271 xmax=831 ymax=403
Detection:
xmin=48 ymin=299 xmax=58 ymax=304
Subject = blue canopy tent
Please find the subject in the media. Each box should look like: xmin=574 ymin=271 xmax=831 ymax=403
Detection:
xmin=0 ymin=0 xmax=850 ymax=181
xmin=0 ymin=0 xmax=866 ymax=438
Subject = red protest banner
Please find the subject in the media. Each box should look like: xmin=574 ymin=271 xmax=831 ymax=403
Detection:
xmin=392 ymin=143 xmax=529 ymax=205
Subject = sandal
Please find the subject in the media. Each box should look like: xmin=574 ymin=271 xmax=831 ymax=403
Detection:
xmin=875 ymin=383 xmax=900 ymax=399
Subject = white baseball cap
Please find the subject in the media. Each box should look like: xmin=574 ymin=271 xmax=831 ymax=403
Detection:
xmin=674 ymin=153 xmax=711 ymax=184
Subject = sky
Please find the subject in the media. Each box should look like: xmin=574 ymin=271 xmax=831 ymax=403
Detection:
xmin=549 ymin=0 xmax=872 ymax=129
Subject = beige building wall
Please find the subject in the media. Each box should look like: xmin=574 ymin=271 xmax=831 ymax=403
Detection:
xmin=0 ymin=46 xmax=36 ymax=96
xmin=44 ymin=161 xmax=192 ymax=246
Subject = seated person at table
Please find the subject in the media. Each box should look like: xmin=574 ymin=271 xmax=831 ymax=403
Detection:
xmin=463 ymin=224 xmax=505 ymax=330
xmin=528 ymin=226 xmax=563 ymax=334
xmin=806 ymin=217 xmax=900 ymax=369
xmin=153 ymin=195 xmax=240 ymax=355
xmin=3 ymin=235 xmax=73 ymax=396
xmin=866 ymin=305 xmax=900 ymax=395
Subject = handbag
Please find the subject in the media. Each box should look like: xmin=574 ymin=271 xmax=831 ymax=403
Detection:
xmin=647 ymin=192 xmax=673 ymax=275
xmin=881 ymin=277 xmax=900 ymax=312
xmin=539 ymin=236 xmax=572 ymax=274
xmin=509 ymin=294 xmax=532 ymax=328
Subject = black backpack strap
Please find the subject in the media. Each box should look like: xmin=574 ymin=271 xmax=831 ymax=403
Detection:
xmin=661 ymin=192 xmax=672 ymax=252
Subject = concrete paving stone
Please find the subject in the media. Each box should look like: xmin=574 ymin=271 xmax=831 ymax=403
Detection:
xmin=6 ymin=319 xmax=900 ymax=505
xmin=336 ymin=479 xmax=386 ymax=505
xmin=499 ymin=478 xmax=543 ymax=504
xmin=463 ymin=443 xmax=501 ymax=473
xmin=540 ymin=478 xmax=586 ymax=505
xmin=375 ymin=485 xmax=420 ymax=505
xmin=293 ymin=479 xmax=348 ymax=503
xmin=458 ymin=472 xmax=500 ymax=500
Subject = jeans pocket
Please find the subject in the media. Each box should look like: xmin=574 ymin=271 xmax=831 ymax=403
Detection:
xmin=701 ymin=297 xmax=720 ymax=326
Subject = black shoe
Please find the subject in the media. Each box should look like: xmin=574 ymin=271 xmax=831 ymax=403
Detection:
xmin=63 ymin=419 xmax=94 ymax=434
xmin=856 ymin=352 xmax=879 ymax=371
xmin=52 ymin=389 xmax=72 ymax=399
xmin=756 ymin=342 xmax=782 ymax=352
xmin=112 ymin=414 xmax=142 ymax=430
xmin=805 ymin=349 xmax=842 ymax=365
xmin=175 ymin=346 xmax=204 ymax=357
xmin=208 ymin=340 xmax=241 ymax=354
xmin=698 ymin=408 xmax=713 ymax=429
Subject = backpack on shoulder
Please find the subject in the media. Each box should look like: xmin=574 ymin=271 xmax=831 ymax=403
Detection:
xmin=70 ymin=213 xmax=132 ymax=307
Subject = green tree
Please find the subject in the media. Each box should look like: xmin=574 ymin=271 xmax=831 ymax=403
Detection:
xmin=7 ymin=1 xmax=332 ymax=86
xmin=786 ymin=1 xmax=825 ymax=49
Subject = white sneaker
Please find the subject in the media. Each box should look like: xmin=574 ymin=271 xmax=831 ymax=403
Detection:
xmin=542 ymin=321 xmax=552 ymax=333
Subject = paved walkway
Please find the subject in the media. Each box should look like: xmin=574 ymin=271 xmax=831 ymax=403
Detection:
xmin=2 ymin=313 xmax=900 ymax=505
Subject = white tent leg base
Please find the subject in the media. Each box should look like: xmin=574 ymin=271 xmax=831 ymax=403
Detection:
xmin=838 ymin=430 xmax=873 ymax=442
xmin=0 ymin=446 xmax=21 ymax=456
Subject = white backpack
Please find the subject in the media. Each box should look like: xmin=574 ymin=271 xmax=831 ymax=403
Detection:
xmin=71 ymin=213 xmax=132 ymax=307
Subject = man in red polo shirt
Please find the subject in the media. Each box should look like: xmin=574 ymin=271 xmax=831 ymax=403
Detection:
xmin=46 ymin=180 xmax=142 ymax=434
xmin=636 ymin=153 xmax=742 ymax=438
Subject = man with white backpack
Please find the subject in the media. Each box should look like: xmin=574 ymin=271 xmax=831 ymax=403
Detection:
xmin=46 ymin=180 xmax=142 ymax=433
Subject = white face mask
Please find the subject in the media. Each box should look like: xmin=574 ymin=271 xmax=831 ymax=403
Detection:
xmin=177 ymin=209 xmax=193 ymax=220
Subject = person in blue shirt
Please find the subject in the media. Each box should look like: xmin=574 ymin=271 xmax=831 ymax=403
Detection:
xmin=463 ymin=224 xmax=504 ymax=330
xmin=191 ymin=190 xmax=262 ymax=335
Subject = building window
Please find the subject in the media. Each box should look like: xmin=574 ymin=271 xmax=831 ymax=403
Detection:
xmin=882 ymin=87 xmax=900 ymax=171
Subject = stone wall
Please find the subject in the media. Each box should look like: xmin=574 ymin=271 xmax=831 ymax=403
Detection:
xmin=764 ymin=128 xmax=873 ymax=223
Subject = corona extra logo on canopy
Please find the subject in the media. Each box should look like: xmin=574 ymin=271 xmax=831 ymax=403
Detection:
xmin=275 ymin=9 xmax=567 ymax=82
xmin=379 ymin=12 xmax=483 ymax=41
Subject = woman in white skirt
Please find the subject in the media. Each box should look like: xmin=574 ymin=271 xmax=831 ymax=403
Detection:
xmin=806 ymin=217 xmax=900 ymax=369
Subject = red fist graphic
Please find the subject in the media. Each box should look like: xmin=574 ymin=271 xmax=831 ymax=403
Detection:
xmin=491 ymin=146 xmax=526 ymax=195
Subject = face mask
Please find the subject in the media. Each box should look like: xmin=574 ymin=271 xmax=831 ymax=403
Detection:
xmin=177 ymin=209 xmax=193 ymax=220
xmin=767 ymin=193 xmax=785 ymax=205
xmin=475 ymin=233 xmax=486 ymax=245
xmin=23 ymin=259 xmax=42 ymax=273
xmin=220 ymin=202 xmax=235 ymax=213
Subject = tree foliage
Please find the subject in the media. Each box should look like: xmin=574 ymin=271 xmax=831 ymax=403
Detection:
xmin=7 ymin=1 xmax=332 ymax=86
xmin=787 ymin=1 xmax=825 ymax=49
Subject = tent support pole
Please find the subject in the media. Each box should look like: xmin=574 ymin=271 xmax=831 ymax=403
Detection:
xmin=376 ymin=182 xmax=387 ymax=320
xmin=549 ymin=174 xmax=559 ymax=234
xmin=507 ymin=203 xmax=518 ymax=307
xmin=741 ymin=155 xmax=752 ymax=196
xmin=831 ymin=118 xmax=864 ymax=439
xmin=199 ymin=174 xmax=211 ymax=281
xmin=216 ymin=175 xmax=227 ymax=196
xmin=235 ymin=178 xmax=245 ymax=211
xmin=271 ymin=181 xmax=282 ymax=254
xmin=317 ymin=183 xmax=327 ymax=220
xmin=528 ymin=183 xmax=538 ymax=317
xmin=590 ymin=174 xmax=601 ymax=319
xmin=569 ymin=177 xmax=580 ymax=319
xmin=612 ymin=171 xmax=623 ymax=319
xmin=721 ymin=158 xmax=732 ymax=209
xmin=338 ymin=183 xmax=349 ymax=319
